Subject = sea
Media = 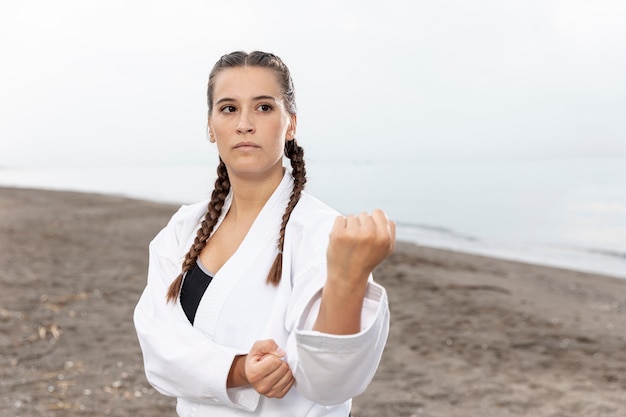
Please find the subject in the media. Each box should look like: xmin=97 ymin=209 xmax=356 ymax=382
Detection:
xmin=1 ymin=156 xmax=625 ymax=279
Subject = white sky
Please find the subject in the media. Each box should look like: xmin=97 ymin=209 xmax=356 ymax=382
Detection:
xmin=1 ymin=0 xmax=625 ymax=168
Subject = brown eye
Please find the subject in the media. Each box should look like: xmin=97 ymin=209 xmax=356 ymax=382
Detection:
xmin=220 ymin=105 xmax=236 ymax=113
xmin=258 ymin=104 xmax=272 ymax=112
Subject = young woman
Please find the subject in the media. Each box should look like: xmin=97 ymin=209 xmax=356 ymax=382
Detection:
xmin=134 ymin=50 xmax=395 ymax=416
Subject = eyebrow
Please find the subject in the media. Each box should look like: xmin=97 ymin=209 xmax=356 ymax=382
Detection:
xmin=214 ymin=95 xmax=279 ymax=106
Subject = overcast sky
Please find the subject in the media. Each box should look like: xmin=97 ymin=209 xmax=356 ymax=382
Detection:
xmin=1 ymin=0 xmax=625 ymax=169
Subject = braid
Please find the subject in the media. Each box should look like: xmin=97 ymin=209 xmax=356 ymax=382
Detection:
xmin=166 ymin=160 xmax=231 ymax=302
xmin=266 ymin=140 xmax=307 ymax=285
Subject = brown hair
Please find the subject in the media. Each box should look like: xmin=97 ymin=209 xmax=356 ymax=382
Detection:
xmin=166 ymin=51 xmax=306 ymax=302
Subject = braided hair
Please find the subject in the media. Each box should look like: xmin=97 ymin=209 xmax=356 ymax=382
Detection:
xmin=166 ymin=51 xmax=306 ymax=302
xmin=166 ymin=160 xmax=230 ymax=302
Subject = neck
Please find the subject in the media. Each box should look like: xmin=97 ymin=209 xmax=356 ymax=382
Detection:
xmin=227 ymin=166 xmax=285 ymax=221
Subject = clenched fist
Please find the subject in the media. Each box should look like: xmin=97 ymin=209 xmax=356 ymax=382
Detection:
xmin=314 ymin=209 xmax=395 ymax=335
xmin=326 ymin=209 xmax=396 ymax=288
xmin=245 ymin=339 xmax=294 ymax=398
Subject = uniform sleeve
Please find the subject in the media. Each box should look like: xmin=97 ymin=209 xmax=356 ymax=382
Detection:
xmin=133 ymin=214 xmax=260 ymax=411
xmin=283 ymin=211 xmax=390 ymax=406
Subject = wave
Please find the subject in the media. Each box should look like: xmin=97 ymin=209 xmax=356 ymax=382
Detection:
xmin=395 ymin=223 xmax=626 ymax=280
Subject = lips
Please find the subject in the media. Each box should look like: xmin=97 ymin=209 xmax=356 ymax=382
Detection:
xmin=234 ymin=141 xmax=260 ymax=149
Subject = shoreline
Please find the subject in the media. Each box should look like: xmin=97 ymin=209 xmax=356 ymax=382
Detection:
xmin=1 ymin=186 xmax=626 ymax=416
xmin=396 ymin=221 xmax=626 ymax=282
xmin=2 ymin=183 xmax=624 ymax=282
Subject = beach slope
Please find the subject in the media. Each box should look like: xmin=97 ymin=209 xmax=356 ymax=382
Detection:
xmin=1 ymin=187 xmax=625 ymax=417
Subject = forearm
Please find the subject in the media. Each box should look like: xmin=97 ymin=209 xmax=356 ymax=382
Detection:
xmin=227 ymin=355 xmax=249 ymax=388
xmin=313 ymin=272 xmax=368 ymax=335
xmin=294 ymin=281 xmax=390 ymax=405
xmin=315 ymin=210 xmax=395 ymax=335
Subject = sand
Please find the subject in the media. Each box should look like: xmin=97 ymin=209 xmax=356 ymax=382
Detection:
xmin=1 ymin=187 xmax=625 ymax=417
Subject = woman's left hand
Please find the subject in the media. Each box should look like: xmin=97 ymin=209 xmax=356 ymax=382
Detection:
xmin=326 ymin=209 xmax=396 ymax=291
xmin=315 ymin=209 xmax=395 ymax=335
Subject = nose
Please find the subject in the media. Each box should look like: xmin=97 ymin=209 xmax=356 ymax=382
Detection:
xmin=236 ymin=110 xmax=255 ymax=135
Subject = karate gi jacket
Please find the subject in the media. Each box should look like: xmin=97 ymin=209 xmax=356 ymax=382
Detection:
xmin=134 ymin=171 xmax=390 ymax=416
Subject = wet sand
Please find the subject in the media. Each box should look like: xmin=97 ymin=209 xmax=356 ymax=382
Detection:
xmin=1 ymin=187 xmax=625 ymax=417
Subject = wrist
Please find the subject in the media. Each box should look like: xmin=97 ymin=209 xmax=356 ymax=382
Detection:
xmin=325 ymin=271 xmax=368 ymax=298
xmin=227 ymin=355 xmax=249 ymax=388
xmin=313 ymin=277 xmax=367 ymax=335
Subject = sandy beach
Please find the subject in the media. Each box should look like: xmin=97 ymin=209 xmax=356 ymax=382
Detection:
xmin=1 ymin=186 xmax=625 ymax=417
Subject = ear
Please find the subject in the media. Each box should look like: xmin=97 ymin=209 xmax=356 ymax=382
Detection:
xmin=286 ymin=114 xmax=297 ymax=141
xmin=208 ymin=117 xmax=216 ymax=143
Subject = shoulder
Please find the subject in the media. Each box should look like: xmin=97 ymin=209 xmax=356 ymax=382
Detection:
xmin=150 ymin=199 xmax=209 ymax=254
xmin=290 ymin=191 xmax=340 ymax=234
xmin=286 ymin=192 xmax=340 ymax=263
xmin=166 ymin=199 xmax=209 ymax=233
xmin=171 ymin=199 xmax=210 ymax=222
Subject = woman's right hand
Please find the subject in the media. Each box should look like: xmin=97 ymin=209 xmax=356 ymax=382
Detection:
xmin=245 ymin=339 xmax=294 ymax=398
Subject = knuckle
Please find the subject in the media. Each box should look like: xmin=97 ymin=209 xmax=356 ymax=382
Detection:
xmin=363 ymin=228 xmax=377 ymax=240
xmin=256 ymin=381 xmax=271 ymax=394
xmin=247 ymin=373 xmax=261 ymax=384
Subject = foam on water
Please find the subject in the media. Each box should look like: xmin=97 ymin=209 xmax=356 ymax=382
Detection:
xmin=395 ymin=223 xmax=626 ymax=279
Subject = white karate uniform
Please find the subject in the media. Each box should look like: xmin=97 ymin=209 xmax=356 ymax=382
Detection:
xmin=134 ymin=171 xmax=390 ymax=416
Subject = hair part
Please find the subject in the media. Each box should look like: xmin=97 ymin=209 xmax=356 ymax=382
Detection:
xmin=166 ymin=51 xmax=306 ymax=303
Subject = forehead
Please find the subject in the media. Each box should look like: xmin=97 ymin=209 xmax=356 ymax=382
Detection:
xmin=212 ymin=66 xmax=281 ymax=101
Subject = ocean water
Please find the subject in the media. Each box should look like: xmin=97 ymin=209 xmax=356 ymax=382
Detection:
xmin=1 ymin=156 xmax=625 ymax=279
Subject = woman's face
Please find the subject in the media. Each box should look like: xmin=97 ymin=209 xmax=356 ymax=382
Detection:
xmin=208 ymin=66 xmax=296 ymax=181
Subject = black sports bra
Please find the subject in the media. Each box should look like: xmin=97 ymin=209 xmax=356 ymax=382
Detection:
xmin=180 ymin=260 xmax=213 ymax=324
